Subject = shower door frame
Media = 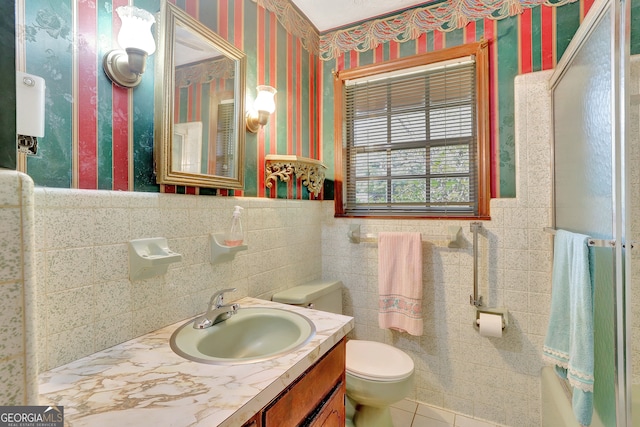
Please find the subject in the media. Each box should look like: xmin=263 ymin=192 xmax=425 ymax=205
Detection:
xmin=549 ymin=0 xmax=631 ymax=425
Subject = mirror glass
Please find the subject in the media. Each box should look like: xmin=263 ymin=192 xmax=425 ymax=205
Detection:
xmin=155 ymin=1 xmax=247 ymax=189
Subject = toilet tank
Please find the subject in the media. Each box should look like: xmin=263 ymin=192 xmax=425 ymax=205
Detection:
xmin=272 ymin=279 xmax=343 ymax=314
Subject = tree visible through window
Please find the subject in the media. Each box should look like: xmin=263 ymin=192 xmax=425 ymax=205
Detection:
xmin=334 ymin=42 xmax=490 ymax=218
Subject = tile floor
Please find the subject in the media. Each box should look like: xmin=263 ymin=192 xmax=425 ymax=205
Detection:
xmin=390 ymin=400 xmax=501 ymax=427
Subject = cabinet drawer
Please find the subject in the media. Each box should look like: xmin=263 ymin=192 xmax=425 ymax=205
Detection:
xmin=263 ymin=339 xmax=346 ymax=426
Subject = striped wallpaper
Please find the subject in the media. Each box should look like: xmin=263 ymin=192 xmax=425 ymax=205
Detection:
xmin=0 ymin=1 xmax=15 ymax=170
xmin=16 ymin=0 xmax=319 ymax=198
xmin=319 ymin=0 xmax=597 ymax=198
xmin=174 ymin=60 xmax=235 ymax=177
xmin=13 ymin=0 xmax=639 ymax=198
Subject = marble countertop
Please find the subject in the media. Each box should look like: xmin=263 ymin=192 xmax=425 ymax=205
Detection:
xmin=38 ymin=297 xmax=354 ymax=427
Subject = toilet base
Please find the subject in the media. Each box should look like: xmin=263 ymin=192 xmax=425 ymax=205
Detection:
xmin=346 ymin=395 xmax=356 ymax=422
xmin=346 ymin=365 xmax=414 ymax=427
xmin=353 ymin=404 xmax=393 ymax=427
xmin=347 ymin=395 xmax=392 ymax=427
xmin=345 ymin=340 xmax=415 ymax=427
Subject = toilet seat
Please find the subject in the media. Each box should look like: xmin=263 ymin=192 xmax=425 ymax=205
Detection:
xmin=346 ymin=340 xmax=414 ymax=382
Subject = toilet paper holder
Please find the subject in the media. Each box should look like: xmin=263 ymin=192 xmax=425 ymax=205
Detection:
xmin=474 ymin=307 xmax=508 ymax=331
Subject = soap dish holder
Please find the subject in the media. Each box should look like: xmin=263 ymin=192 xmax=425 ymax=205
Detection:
xmin=129 ymin=237 xmax=182 ymax=281
xmin=210 ymin=233 xmax=248 ymax=264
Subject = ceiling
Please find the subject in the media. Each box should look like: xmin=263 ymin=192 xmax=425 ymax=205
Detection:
xmin=290 ymin=0 xmax=436 ymax=32
xmin=175 ymin=26 xmax=222 ymax=66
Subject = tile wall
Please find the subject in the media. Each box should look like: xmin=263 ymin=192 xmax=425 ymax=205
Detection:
xmin=33 ymin=191 xmax=322 ymax=372
xmin=0 ymin=170 xmax=38 ymax=405
xmin=1 ymin=69 xmax=554 ymax=423
xmin=321 ymin=70 xmax=554 ymax=426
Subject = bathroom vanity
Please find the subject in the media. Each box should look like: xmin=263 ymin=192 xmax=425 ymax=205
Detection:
xmin=242 ymin=338 xmax=345 ymax=426
xmin=38 ymin=298 xmax=353 ymax=426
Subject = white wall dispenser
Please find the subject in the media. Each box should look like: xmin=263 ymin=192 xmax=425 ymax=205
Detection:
xmin=129 ymin=237 xmax=182 ymax=281
xmin=16 ymin=71 xmax=46 ymax=156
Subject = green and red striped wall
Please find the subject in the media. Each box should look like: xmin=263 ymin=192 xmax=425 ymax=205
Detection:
xmin=14 ymin=0 xmax=639 ymax=198
xmin=17 ymin=0 xmax=319 ymax=198
xmin=319 ymin=0 xmax=600 ymax=198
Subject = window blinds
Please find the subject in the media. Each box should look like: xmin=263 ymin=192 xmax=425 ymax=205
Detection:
xmin=215 ymin=101 xmax=235 ymax=177
xmin=343 ymin=60 xmax=477 ymax=216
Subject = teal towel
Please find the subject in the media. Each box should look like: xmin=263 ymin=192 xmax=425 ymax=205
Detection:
xmin=543 ymin=229 xmax=594 ymax=426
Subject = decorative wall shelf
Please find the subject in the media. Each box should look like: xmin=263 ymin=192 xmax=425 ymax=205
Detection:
xmin=265 ymin=155 xmax=326 ymax=197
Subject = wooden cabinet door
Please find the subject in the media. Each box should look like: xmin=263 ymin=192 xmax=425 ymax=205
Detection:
xmin=263 ymin=339 xmax=346 ymax=427
xmin=241 ymin=413 xmax=261 ymax=427
xmin=307 ymin=382 xmax=345 ymax=427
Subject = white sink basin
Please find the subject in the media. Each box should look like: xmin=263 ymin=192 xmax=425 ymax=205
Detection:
xmin=170 ymin=307 xmax=316 ymax=364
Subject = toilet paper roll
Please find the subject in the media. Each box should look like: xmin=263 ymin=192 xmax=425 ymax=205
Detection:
xmin=478 ymin=312 xmax=503 ymax=337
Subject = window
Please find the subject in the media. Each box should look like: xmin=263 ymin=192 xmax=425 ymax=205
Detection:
xmin=215 ymin=100 xmax=235 ymax=176
xmin=334 ymin=42 xmax=490 ymax=218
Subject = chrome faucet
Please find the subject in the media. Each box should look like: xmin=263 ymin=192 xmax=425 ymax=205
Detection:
xmin=193 ymin=288 xmax=239 ymax=329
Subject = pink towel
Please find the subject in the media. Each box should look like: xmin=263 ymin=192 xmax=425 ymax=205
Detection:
xmin=378 ymin=232 xmax=423 ymax=336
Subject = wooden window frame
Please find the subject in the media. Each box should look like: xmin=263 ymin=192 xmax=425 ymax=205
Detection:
xmin=333 ymin=41 xmax=491 ymax=219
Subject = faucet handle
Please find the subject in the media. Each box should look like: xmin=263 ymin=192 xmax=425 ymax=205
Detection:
xmin=209 ymin=287 xmax=237 ymax=308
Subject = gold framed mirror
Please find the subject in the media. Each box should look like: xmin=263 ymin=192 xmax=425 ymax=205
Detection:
xmin=154 ymin=1 xmax=247 ymax=189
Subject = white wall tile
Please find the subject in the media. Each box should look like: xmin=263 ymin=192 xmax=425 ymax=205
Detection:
xmin=0 ymin=173 xmax=21 ymax=206
xmin=31 ymin=191 xmax=324 ymax=371
xmin=46 ymin=325 xmax=95 ymax=368
xmin=45 ymin=247 xmax=94 ymax=293
xmin=94 ymin=244 xmax=128 ymax=282
xmin=95 ymin=279 xmax=132 ymax=319
xmin=0 ymin=357 xmax=25 ymax=405
xmin=44 ymin=208 xmax=95 ymax=249
xmin=94 ymin=208 xmax=130 ymax=245
xmin=94 ymin=312 xmax=133 ymax=351
xmin=0 ymin=171 xmax=37 ymax=404
xmin=129 ymin=208 xmax=162 ymax=240
xmin=0 ymin=209 xmax=22 ymax=282
xmin=321 ymin=71 xmax=553 ymax=426
xmin=47 ymin=286 xmax=95 ymax=333
xmin=0 ymin=69 xmax=563 ymax=422
xmin=0 ymin=282 xmax=24 ymax=358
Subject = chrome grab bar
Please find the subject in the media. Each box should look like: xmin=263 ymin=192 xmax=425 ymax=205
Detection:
xmin=469 ymin=222 xmax=483 ymax=307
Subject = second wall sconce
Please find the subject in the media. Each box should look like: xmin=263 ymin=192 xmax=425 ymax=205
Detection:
xmin=246 ymin=85 xmax=277 ymax=132
xmin=103 ymin=6 xmax=156 ymax=88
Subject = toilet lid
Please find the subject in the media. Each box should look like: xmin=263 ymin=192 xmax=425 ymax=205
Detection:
xmin=346 ymin=340 xmax=414 ymax=381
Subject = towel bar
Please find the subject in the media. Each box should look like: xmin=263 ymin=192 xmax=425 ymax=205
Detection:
xmin=544 ymin=227 xmax=634 ymax=249
xmin=347 ymin=224 xmax=457 ymax=246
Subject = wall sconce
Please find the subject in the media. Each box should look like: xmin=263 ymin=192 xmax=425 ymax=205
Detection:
xmin=246 ymin=85 xmax=277 ymax=132
xmin=103 ymin=6 xmax=156 ymax=88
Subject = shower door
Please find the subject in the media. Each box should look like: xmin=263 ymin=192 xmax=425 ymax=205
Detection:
xmin=550 ymin=0 xmax=631 ymax=425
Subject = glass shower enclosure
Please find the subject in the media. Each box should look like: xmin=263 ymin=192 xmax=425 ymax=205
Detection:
xmin=549 ymin=0 xmax=631 ymax=425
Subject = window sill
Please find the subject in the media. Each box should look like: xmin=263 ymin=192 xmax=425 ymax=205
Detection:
xmin=334 ymin=213 xmax=491 ymax=221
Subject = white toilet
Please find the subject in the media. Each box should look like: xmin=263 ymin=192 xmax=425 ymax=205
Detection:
xmin=272 ymin=279 xmax=415 ymax=427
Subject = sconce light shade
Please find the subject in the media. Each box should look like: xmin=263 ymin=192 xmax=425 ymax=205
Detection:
xmin=103 ymin=6 xmax=156 ymax=88
xmin=246 ymin=85 xmax=277 ymax=132
xmin=117 ymin=6 xmax=156 ymax=54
